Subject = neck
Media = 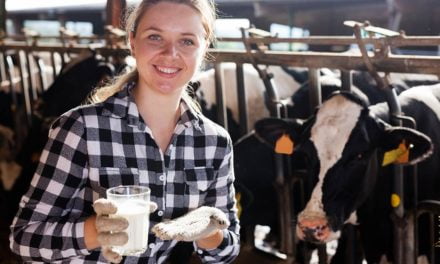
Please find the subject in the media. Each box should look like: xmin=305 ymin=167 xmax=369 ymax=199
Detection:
xmin=133 ymin=84 xmax=182 ymax=130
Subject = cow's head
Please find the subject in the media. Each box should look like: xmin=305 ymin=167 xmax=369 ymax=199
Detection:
xmin=255 ymin=91 xmax=433 ymax=244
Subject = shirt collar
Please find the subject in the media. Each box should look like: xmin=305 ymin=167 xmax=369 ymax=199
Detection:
xmin=102 ymin=82 xmax=202 ymax=131
xmin=179 ymin=96 xmax=201 ymax=130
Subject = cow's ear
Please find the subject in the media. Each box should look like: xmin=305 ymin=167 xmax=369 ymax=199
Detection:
xmin=254 ymin=118 xmax=304 ymax=154
xmin=381 ymin=127 xmax=433 ymax=166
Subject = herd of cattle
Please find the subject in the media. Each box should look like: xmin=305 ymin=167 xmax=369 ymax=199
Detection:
xmin=1 ymin=51 xmax=439 ymax=263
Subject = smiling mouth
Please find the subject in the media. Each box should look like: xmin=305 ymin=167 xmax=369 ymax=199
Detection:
xmin=155 ymin=65 xmax=181 ymax=76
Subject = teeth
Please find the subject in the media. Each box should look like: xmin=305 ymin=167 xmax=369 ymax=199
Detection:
xmin=156 ymin=66 xmax=179 ymax=74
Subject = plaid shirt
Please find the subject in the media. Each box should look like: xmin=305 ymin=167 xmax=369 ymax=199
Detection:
xmin=10 ymin=83 xmax=240 ymax=263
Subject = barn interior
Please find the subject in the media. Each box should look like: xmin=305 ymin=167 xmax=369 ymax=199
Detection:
xmin=0 ymin=0 xmax=439 ymax=264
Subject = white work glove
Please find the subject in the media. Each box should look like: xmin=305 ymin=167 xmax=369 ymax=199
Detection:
xmin=93 ymin=198 xmax=157 ymax=263
xmin=152 ymin=206 xmax=230 ymax=242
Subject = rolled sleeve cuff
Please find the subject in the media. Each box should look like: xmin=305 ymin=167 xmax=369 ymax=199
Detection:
xmin=193 ymin=229 xmax=239 ymax=263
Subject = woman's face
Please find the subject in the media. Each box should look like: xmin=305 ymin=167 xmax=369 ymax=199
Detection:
xmin=130 ymin=2 xmax=207 ymax=96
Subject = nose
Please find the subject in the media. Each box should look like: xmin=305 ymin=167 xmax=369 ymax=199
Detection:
xmin=162 ymin=42 xmax=178 ymax=58
xmin=296 ymin=216 xmax=330 ymax=243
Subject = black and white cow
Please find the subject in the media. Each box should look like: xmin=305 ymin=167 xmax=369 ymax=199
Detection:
xmin=194 ymin=64 xmax=437 ymax=141
xmin=192 ymin=63 xmax=319 ymax=141
xmin=2 ymin=53 xmax=115 ymax=226
xmin=254 ymin=84 xmax=440 ymax=262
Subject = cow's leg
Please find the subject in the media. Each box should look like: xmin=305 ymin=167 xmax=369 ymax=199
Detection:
xmin=330 ymin=224 xmax=363 ymax=264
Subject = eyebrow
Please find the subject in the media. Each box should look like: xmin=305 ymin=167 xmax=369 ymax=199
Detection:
xmin=141 ymin=26 xmax=199 ymax=37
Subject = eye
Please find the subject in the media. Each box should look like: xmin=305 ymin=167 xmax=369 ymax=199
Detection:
xmin=181 ymin=38 xmax=195 ymax=46
xmin=148 ymin=34 xmax=161 ymax=41
xmin=355 ymin=150 xmax=369 ymax=160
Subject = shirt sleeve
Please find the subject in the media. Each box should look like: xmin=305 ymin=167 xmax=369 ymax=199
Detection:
xmin=193 ymin=135 xmax=240 ymax=263
xmin=9 ymin=110 xmax=92 ymax=262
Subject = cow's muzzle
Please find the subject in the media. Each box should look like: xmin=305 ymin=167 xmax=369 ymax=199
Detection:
xmin=296 ymin=216 xmax=331 ymax=244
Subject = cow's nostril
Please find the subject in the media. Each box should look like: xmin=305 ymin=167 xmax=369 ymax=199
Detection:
xmin=302 ymin=227 xmax=321 ymax=243
xmin=299 ymin=223 xmax=330 ymax=244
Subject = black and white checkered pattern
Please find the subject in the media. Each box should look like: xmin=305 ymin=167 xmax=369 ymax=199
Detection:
xmin=10 ymin=83 xmax=240 ymax=263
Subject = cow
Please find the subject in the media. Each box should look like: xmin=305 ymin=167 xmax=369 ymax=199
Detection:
xmin=253 ymin=84 xmax=440 ymax=262
xmin=2 ymin=52 xmax=115 ymax=226
xmin=191 ymin=63 xmax=326 ymax=141
xmin=193 ymin=64 xmax=437 ymax=141
xmin=203 ymin=65 xmax=438 ymax=260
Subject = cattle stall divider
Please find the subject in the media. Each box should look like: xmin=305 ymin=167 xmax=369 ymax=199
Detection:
xmin=1 ymin=28 xmax=440 ymax=263
xmin=239 ymin=27 xmax=296 ymax=261
xmin=351 ymin=23 xmax=407 ymax=264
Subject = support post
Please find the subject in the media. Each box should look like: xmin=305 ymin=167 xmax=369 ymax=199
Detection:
xmin=0 ymin=0 xmax=5 ymax=35
xmin=106 ymin=0 xmax=127 ymax=28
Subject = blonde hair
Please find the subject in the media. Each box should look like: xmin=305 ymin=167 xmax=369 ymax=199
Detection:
xmin=90 ymin=0 xmax=216 ymax=107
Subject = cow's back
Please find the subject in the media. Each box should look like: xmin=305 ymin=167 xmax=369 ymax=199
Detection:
xmin=361 ymin=84 xmax=440 ymax=262
xmin=369 ymin=84 xmax=440 ymax=201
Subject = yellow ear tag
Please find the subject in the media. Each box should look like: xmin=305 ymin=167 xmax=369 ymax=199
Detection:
xmin=391 ymin=193 xmax=401 ymax=208
xmin=382 ymin=140 xmax=409 ymax=166
xmin=275 ymin=133 xmax=294 ymax=155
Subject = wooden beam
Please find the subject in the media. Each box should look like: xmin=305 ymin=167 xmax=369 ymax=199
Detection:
xmin=106 ymin=0 xmax=126 ymax=28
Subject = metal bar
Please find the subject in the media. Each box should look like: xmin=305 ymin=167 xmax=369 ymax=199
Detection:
xmin=353 ymin=24 xmax=389 ymax=90
xmin=4 ymin=55 xmax=18 ymax=108
xmin=24 ymin=50 xmax=37 ymax=101
xmin=0 ymin=45 xmax=439 ymax=73
xmin=212 ymin=51 xmax=440 ymax=74
xmin=50 ymin=51 xmax=57 ymax=81
xmin=217 ymin=36 xmax=440 ymax=47
xmin=16 ymin=51 xmax=32 ymax=126
xmin=4 ymin=34 xmax=440 ymax=47
xmin=34 ymin=55 xmax=47 ymax=92
xmin=416 ymin=201 xmax=440 ymax=262
xmin=0 ymin=52 xmax=6 ymax=81
xmin=308 ymin=68 xmax=322 ymax=110
xmin=417 ymin=200 xmax=440 ymax=216
xmin=235 ymin=63 xmax=248 ymax=136
xmin=5 ymin=34 xmax=101 ymax=41
xmin=214 ymin=63 xmax=227 ymax=130
xmin=385 ymin=88 xmax=404 ymax=264
xmin=413 ymin=163 xmax=419 ymax=264
xmin=341 ymin=70 xmax=352 ymax=91
xmin=430 ymin=214 xmax=434 ymax=262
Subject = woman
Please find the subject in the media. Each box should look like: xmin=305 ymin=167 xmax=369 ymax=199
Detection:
xmin=9 ymin=0 xmax=240 ymax=263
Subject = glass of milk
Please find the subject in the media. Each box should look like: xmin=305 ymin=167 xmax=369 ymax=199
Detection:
xmin=106 ymin=185 xmax=151 ymax=256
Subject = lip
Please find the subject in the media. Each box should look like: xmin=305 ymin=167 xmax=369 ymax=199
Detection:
xmin=154 ymin=65 xmax=181 ymax=78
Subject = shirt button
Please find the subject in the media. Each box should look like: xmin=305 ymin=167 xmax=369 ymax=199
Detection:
xmin=197 ymin=249 xmax=203 ymax=254
xmin=149 ymin=243 xmax=155 ymax=249
xmin=157 ymin=210 xmax=164 ymax=216
xmin=159 ymin=175 xmax=165 ymax=181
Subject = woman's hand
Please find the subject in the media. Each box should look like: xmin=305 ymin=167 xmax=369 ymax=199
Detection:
xmin=84 ymin=215 xmax=100 ymax=250
xmin=152 ymin=206 xmax=229 ymax=249
xmin=91 ymin=198 xmax=130 ymax=263
xmin=195 ymin=229 xmax=224 ymax=249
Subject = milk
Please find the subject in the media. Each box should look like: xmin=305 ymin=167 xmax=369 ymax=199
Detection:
xmin=112 ymin=200 xmax=150 ymax=255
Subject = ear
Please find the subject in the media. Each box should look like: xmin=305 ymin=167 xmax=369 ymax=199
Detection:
xmin=254 ymin=118 xmax=304 ymax=154
xmin=129 ymin=32 xmax=136 ymax=55
xmin=381 ymin=127 xmax=433 ymax=166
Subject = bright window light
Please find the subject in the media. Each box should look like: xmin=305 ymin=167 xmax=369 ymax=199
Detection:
xmin=215 ymin=18 xmax=250 ymax=50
